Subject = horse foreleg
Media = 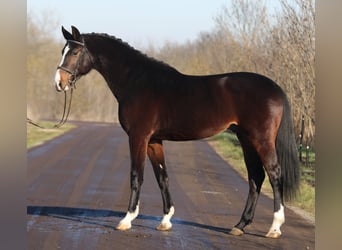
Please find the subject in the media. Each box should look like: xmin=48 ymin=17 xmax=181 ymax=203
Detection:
xmin=147 ymin=140 xmax=175 ymax=231
xmin=116 ymin=135 xmax=148 ymax=231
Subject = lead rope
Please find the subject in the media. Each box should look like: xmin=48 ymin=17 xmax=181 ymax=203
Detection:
xmin=27 ymin=88 xmax=73 ymax=129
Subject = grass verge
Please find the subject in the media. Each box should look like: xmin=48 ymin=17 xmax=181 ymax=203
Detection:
xmin=207 ymin=131 xmax=315 ymax=221
xmin=27 ymin=121 xmax=76 ymax=149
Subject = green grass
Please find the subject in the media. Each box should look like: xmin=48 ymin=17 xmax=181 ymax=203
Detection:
xmin=27 ymin=121 xmax=76 ymax=149
xmin=207 ymin=131 xmax=315 ymax=217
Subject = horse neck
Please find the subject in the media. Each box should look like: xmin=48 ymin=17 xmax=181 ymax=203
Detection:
xmin=85 ymin=36 xmax=137 ymax=101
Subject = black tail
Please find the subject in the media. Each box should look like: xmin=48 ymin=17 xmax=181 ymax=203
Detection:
xmin=276 ymin=94 xmax=300 ymax=201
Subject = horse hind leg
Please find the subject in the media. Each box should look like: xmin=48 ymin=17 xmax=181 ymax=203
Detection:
xmin=258 ymin=143 xmax=285 ymax=238
xmin=147 ymin=140 xmax=175 ymax=231
xmin=230 ymin=133 xmax=265 ymax=236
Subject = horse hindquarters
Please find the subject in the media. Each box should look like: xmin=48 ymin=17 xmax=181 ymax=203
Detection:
xmin=230 ymin=90 xmax=298 ymax=238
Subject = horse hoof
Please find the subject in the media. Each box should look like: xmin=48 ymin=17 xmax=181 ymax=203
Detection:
xmin=265 ymin=230 xmax=282 ymax=238
xmin=229 ymin=227 xmax=244 ymax=236
xmin=156 ymin=222 xmax=172 ymax=231
xmin=116 ymin=221 xmax=132 ymax=231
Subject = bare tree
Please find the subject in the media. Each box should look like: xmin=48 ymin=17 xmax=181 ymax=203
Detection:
xmin=214 ymin=0 xmax=270 ymax=72
xmin=268 ymin=0 xmax=315 ymax=145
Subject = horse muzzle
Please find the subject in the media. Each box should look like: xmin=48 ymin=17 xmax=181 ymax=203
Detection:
xmin=54 ymin=68 xmax=73 ymax=92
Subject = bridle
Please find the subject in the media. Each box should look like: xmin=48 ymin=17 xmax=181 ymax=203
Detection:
xmin=57 ymin=39 xmax=89 ymax=89
xmin=27 ymin=39 xmax=92 ymax=129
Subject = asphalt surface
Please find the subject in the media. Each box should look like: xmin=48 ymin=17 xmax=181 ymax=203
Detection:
xmin=27 ymin=122 xmax=315 ymax=249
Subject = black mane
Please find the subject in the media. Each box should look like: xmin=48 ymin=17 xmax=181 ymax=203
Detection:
xmin=83 ymin=33 xmax=179 ymax=74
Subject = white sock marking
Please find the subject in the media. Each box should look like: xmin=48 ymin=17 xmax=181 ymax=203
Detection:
xmin=268 ymin=204 xmax=285 ymax=235
xmin=117 ymin=202 xmax=139 ymax=230
xmin=161 ymin=206 xmax=174 ymax=224
xmin=157 ymin=206 xmax=175 ymax=230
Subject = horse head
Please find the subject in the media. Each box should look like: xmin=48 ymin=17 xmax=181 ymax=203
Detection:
xmin=54 ymin=26 xmax=93 ymax=92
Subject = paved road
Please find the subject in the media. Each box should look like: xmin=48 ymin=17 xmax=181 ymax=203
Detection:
xmin=27 ymin=122 xmax=314 ymax=249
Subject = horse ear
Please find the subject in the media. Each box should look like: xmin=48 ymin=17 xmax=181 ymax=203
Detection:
xmin=61 ymin=26 xmax=73 ymax=40
xmin=71 ymin=26 xmax=82 ymax=41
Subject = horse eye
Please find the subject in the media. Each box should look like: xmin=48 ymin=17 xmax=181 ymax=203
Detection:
xmin=71 ymin=51 xmax=78 ymax=56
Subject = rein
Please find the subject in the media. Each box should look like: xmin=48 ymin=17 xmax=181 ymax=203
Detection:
xmin=27 ymin=88 xmax=74 ymax=129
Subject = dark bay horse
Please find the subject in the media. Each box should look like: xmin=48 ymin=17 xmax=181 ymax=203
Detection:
xmin=54 ymin=26 xmax=300 ymax=238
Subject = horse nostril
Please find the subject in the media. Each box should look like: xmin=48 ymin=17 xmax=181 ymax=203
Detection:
xmin=57 ymin=81 xmax=70 ymax=92
xmin=55 ymin=81 xmax=63 ymax=92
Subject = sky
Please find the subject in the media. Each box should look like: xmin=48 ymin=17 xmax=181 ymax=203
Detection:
xmin=27 ymin=0 xmax=279 ymax=49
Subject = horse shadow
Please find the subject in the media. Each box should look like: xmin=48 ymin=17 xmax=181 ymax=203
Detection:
xmin=27 ymin=205 xmax=264 ymax=238
xmin=27 ymin=206 xmax=226 ymax=233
